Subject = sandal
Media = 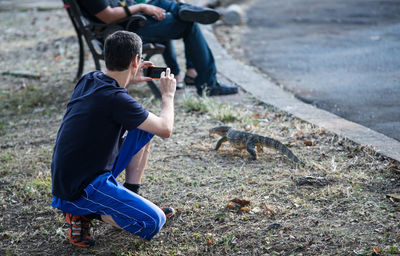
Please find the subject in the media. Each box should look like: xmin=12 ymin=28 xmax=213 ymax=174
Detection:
xmin=184 ymin=75 xmax=196 ymax=86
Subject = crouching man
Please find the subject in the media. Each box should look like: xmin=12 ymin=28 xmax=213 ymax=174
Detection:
xmin=50 ymin=31 xmax=176 ymax=247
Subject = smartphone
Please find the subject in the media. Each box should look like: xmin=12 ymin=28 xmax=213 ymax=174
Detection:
xmin=144 ymin=67 xmax=167 ymax=79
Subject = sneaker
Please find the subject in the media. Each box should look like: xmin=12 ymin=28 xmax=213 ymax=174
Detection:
xmin=161 ymin=206 xmax=175 ymax=218
xmin=178 ymin=5 xmax=220 ymax=24
xmin=200 ymin=81 xmax=238 ymax=96
xmin=64 ymin=213 xmax=96 ymax=248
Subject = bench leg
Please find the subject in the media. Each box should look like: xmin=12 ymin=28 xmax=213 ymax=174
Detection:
xmin=76 ymin=33 xmax=85 ymax=81
xmin=93 ymin=55 xmax=101 ymax=71
xmin=147 ymin=81 xmax=162 ymax=98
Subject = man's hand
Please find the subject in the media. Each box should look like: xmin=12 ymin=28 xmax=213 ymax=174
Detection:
xmin=130 ymin=61 xmax=154 ymax=85
xmin=139 ymin=4 xmax=166 ymax=20
xmin=160 ymin=68 xmax=176 ymax=98
xmin=137 ymin=67 xmax=176 ymax=138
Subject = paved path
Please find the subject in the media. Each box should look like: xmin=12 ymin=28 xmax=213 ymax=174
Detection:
xmin=240 ymin=0 xmax=400 ymax=141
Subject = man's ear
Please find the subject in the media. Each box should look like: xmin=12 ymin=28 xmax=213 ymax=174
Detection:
xmin=131 ymin=54 xmax=140 ymax=68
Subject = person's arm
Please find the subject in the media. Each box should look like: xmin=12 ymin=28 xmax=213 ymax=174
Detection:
xmin=95 ymin=4 xmax=166 ymax=24
xmin=138 ymin=68 xmax=176 ymax=138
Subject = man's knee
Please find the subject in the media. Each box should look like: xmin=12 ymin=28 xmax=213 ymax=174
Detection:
xmin=122 ymin=205 xmax=166 ymax=239
xmin=147 ymin=206 xmax=166 ymax=234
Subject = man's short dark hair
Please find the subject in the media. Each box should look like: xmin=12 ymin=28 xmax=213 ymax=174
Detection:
xmin=104 ymin=31 xmax=142 ymax=71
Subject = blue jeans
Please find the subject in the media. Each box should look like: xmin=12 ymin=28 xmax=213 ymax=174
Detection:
xmin=161 ymin=40 xmax=194 ymax=76
xmin=137 ymin=0 xmax=217 ymax=91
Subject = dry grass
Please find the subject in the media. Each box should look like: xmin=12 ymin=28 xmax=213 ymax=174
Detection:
xmin=1 ymin=7 xmax=400 ymax=256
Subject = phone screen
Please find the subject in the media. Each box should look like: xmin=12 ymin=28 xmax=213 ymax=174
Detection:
xmin=144 ymin=67 xmax=167 ymax=79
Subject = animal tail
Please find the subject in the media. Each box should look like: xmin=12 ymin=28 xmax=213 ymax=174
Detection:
xmin=259 ymin=135 xmax=306 ymax=167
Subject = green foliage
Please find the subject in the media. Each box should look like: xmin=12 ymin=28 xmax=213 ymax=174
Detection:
xmin=388 ymin=245 xmax=400 ymax=254
xmin=180 ymin=93 xmax=241 ymax=123
xmin=180 ymin=93 xmax=211 ymax=114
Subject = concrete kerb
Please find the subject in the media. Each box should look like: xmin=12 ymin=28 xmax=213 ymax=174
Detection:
xmin=200 ymin=24 xmax=400 ymax=163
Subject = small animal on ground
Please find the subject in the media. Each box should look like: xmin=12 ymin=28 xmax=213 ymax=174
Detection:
xmin=209 ymin=126 xmax=305 ymax=167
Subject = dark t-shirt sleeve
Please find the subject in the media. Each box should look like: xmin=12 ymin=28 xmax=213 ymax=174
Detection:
xmin=110 ymin=92 xmax=149 ymax=131
xmin=79 ymin=0 xmax=109 ymax=16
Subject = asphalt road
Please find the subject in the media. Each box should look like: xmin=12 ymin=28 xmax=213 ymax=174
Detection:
xmin=241 ymin=0 xmax=400 ymax=141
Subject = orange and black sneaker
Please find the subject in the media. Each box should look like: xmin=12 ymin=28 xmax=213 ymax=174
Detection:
xmin=64 ymin=213 xmax=96 ymax=248
xmin=161 ymin=206 xmax=175 ymax=218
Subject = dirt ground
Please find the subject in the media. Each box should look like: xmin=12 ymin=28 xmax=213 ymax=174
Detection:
xmin=0 ymin=6 xmax=400 ymax=256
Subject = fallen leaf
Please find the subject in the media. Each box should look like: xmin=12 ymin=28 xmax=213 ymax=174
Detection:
xmin=231 ymin=198 xmax=251 ymax=206
xmin=226 ymin=203 xmax=234 ymax=208
xmin=304 ymin=140 xmax=313 ymax=146
xmin=373 ymin=246 xmax=380 ymax=253
xmin=240 ymin=206 xmax=249 ymax=212
xmin=54 ymin=55 xmax=61 ymax=61
xmin=207 ymin=239 xmax=214 ymax=245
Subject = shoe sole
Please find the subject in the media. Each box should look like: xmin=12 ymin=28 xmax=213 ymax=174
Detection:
xmin=208 ymin=88 xmax=238 ymax=96
xmin=179 ymin=9 xmax=220 ymax=25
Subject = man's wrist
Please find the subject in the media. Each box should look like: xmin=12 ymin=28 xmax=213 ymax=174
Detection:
xmin=162 ymin=93 xmax=175 ymax=100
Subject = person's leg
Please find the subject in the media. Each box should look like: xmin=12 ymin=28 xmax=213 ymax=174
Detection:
xmin=51 ymin=129 xmax=166 ymax=247
xmin=136 ymin=15 xmax=217 ymax=93
xmin=111 ymin=129 xmax=154 ymax=178
xmin=137 ymin=12 xmax=237 ymax=95
xmin=162 ymin=40 xmax=180 ymax=76
xmin=120 ymin=131 xmax=175 ymax=218
xmin=184 ymin=59 xmax=197 ymax=86
xmin=54 ymin=160 xmax=165 ymax=244
xmin=82 ymin=173 xmax=166 ymax=240
xmin=125 ymin=140 xmax=151 ymax=185
xmin=148 ymin=0 xmax=220 ymax=25
xmin=161 ymin=40 xmax=185 ymax=89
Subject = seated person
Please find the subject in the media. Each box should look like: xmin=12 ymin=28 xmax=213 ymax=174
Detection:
xmin=78 ymin=0 xmax=238 ymax=96
xmin=51 ymin=31 xmax=176 ymax=247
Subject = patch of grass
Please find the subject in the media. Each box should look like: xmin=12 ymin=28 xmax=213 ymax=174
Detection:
xmin=180 ymin=93 xmax=211 ymax=114
xmin=387 ymin=245 xmax=400 ymax=254
xmin=0 ymin=119 xmax=6 ymax=136
xmin=0 ymin=85 xmax=63 ymax=115
xmin=180 ymin=93 xmax=246 ymax=123
xmin=18 ymin=175 xmax=52 ymax=201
